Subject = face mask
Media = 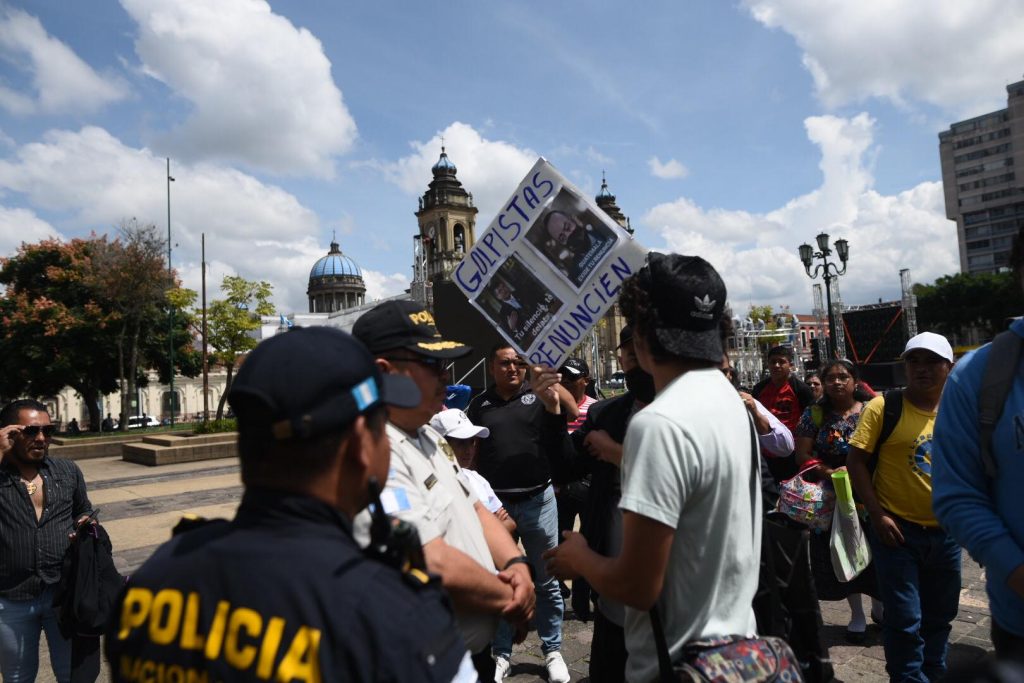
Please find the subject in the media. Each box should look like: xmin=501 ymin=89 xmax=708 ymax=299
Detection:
xmin=624 ymin=366 xmax=656 ymax=404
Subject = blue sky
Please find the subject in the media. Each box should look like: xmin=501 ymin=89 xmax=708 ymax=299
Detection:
xmin=1 ymin=0 xmax=1023 ymax=314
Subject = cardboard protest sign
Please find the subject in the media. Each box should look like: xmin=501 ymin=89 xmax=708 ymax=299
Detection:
xmin=454 ymin=158 xmax=647 ymax=368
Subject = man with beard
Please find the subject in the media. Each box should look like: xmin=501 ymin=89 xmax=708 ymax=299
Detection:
xmin=565 ymin=325 xmax=656 ymax=682
xmin=0 ymin=399 xmax=92 ymax=683
xmin=543 ymin=210 xmax=614 ymax=286
xmin=353 ymin=301 xmax=535 ymax=681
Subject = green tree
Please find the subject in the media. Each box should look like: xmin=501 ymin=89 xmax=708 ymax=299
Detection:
xmin=207 ymin=275 xmax=275 ymax=419
xmin=913 ymin=271 xmax=1023 ymax=344
xmin=0 ymin=230 xmax=200 ymax=430
xmin=89 ymin=222 xmax=178 ymax=429
xmin=0 ymin=238 xmax=119 ymax=428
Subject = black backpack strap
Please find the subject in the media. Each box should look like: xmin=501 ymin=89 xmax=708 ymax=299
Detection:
xmin=870 ymin=389 xmax=904 ymax=468
xmin=979 ymin=330 xmax=1022 ymax=478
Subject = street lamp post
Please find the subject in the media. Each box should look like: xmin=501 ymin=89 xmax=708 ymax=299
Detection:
xmin=167 ymin=158 xmax=176 ymax=427
xmin=798 ymin=233 xmax=849 ymax=360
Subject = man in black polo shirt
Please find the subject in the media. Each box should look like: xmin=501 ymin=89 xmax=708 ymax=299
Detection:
xmin=0 ymin=399 xmax=92 ymax=683
xmin=467 ymin=344 xmax=570 ymax=682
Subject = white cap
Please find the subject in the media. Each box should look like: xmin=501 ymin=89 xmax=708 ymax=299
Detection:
xmin=429 ymin=409 xmax=490 ymax=440
xmin=901 ymin=332 xmax=954 ymax=363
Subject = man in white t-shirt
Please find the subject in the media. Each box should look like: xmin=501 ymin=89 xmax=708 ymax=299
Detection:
xmin=545 ymin=253 xmax=760 ymax=682
xmin=430 ymin=409 xmax=517 ymax=535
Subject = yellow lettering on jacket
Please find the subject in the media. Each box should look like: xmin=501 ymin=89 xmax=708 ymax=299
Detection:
xmin=256 ymin=617 xmax=286 ymax=680
xmin=179 ymin=592 xmax=205 ymax=650
xmin=115 ymin=591 xmax=322 ymax=682
xmin=149 ymin=590 xmax=184 ymax=645
xmin=118 ymin=588 xmax=154 ymax=640
xmin=276 ymin=626 xmax=321 ymax=683
xmin=223 ymin=607 xmax=261 ymax=670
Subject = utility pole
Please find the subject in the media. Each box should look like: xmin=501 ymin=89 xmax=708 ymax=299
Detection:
xmin=167 ymin=158 xmax=175 ymax=426
xmin=202 ymin=233 xmax=209 ymax=422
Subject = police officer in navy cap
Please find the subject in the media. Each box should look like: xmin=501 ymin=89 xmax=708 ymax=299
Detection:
xmin=106 ymin=327 xmax=478 ymax=683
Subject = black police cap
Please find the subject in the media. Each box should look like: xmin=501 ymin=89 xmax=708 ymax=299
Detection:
xmin=353 ymin=300 xmax=472 ymax=360
xmin=228 ymin=326 xmax=420 ymax=441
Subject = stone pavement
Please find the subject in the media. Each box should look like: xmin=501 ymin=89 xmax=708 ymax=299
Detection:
xmin=32 ymin=455 xmax=996 ymax=682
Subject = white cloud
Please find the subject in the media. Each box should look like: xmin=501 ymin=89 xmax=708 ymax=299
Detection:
xmin=362 ymin=270 xmax=411 ymax=302
xmin=744 ymin=0 xmax=1024 ymax=116
xmin=0 ymin=126 xmax=344 ymax=313
xmin=0 ymin=8 xmax=128 ymax=116
xmin=0 ymin=205 xmax=63 ymax=258
xmin=121 ymin=0 xmax=357 ymax=177
xmin=641 ymin=113 xmax=957 ymax=311
xmin=648 ymin=156 xmax=689 ymax=180
xmin=372 ymin=122 xmax=539 ymax=224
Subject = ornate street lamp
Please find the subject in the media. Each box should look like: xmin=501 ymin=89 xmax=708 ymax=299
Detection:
xmin=798 ymin=233 xmax=850 ymax=360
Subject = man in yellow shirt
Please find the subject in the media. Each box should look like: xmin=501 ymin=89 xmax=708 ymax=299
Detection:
xmin=847 ymin=332 xmax=960 ymax=683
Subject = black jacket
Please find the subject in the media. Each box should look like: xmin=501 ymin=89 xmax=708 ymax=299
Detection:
xmin=105 ymin=490 xmax=469 ymax=683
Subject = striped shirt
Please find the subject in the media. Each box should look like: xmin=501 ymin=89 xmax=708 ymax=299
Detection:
xmin=0 ymin=456 xmax=92 ymax=600
xmin=567 ymin=395 xmax=596 ymax=433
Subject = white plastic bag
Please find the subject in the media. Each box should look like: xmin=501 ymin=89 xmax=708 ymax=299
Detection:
xmin=830 ymin=471 xmax=871 ymax=582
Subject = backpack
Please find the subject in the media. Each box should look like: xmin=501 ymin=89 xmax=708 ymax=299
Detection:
xmin=978 ymin=329 xmax=1022 ymax=477
xmin=810 ymin=390 xmax=903 ymax=474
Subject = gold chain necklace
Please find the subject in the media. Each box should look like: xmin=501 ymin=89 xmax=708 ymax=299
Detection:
xmin=21 ymin=477 xmax=38 ymax=495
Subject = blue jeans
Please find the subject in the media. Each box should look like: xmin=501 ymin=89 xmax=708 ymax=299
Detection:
xmin=0 ymin=585 xmax=71 ymax=683
xmin=494 ymin=485 xmax=564 ymax=657
xmin=868 ymin=518 xmax=961 ymax=683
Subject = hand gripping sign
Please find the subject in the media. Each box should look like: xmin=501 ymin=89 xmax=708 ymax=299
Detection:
xmin=454 ymin=158 xmax=647 ymax=368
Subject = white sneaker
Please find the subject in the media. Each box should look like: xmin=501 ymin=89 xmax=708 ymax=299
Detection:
xmin=545 ymin=651 xmax=570 ymax=683
xmin=494 ymin=655 xmax=511 ymax=682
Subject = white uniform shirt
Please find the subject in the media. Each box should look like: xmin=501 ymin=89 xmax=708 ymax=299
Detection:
xmin=355 ymin=423 xmax=498 ymax=653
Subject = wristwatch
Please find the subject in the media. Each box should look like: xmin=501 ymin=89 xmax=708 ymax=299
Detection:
xmin=503 ymin=555 xmax=535 ymax=580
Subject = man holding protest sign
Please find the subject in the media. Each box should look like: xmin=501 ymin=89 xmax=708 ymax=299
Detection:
xmin=467 ymin=347 xmax=572 ymax=682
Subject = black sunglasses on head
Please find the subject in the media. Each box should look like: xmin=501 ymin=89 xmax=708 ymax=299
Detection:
xmin=19 ymin=425 xmax=56 ymax=438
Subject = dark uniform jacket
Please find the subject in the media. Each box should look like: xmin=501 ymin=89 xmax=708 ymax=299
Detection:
xmin=105 ymin=489 xmax=471 ymax=683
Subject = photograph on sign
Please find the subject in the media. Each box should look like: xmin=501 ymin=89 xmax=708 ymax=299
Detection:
xmin=476 ymin=253 xmax=563 ymax=349
xmin=523 ymin=188 xmax=618 ymax=290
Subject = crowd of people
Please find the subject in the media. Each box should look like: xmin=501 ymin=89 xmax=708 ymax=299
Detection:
xmin=1 ymin=242 xmax=1022 ymax=683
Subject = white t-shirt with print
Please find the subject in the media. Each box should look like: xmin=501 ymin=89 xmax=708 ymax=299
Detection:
xmin=459 ymin=468 xmax=503 ymax=514
xmin=619 ymin=367 xmax=760 ymax=683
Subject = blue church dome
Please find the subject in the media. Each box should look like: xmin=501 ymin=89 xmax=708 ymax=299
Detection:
xmin=309 ymin=241 xmax=362 ymax=280
xmin=432 ymin=146 xmax=457 ymax=175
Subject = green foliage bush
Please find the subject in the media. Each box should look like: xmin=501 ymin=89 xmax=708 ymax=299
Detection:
xmin=192 ymin=418 xmax=237 ymax=435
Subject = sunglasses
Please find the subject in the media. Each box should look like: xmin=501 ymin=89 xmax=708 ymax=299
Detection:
xmin=18 ymin=425 xmax=56 ymax=438
xmin=496 ymin=359 xmax=528 ymax=369
xmin=385 ymin=355 xmax=449 ymax=375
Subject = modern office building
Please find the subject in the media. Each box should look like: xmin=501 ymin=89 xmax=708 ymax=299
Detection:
xmin=939 ymin=78 xmax=1024 ymax=274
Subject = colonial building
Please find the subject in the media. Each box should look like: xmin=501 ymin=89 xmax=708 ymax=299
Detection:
xmin=411 ymin=146 xmax=479 ymax=308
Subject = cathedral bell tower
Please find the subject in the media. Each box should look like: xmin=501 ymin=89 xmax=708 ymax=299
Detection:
xmin=412 ymin=146 xmax=478 ymax=309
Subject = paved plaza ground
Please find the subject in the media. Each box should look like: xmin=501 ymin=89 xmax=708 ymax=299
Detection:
xmin=34 ymin=455 xmax=996 ymax=682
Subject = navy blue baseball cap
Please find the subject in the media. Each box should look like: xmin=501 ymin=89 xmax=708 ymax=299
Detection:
xmin=228 ymin=326 xmax=420 ymax=441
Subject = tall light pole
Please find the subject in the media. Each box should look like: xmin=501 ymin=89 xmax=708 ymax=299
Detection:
xmin=167 ymin=158 xmax=176 ymax=426
xmin=201 ymin=233 xmax=209 ymax=423
xmin=798 ymin=233 xmax=850 ymax=360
